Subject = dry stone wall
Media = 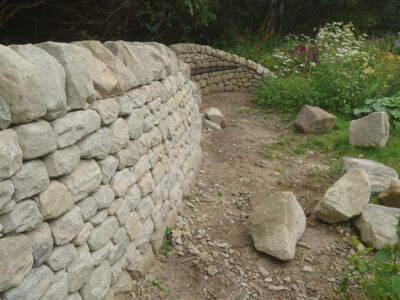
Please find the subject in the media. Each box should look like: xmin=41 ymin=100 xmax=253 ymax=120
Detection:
xmin=170 ymin=43 xmax=272 ymax=94
xmin=0 ymin=40 xmax=202 ymax=299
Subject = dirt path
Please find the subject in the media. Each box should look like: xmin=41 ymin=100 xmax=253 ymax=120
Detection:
xmin=133 ymin=92 xmax=358 ymax=299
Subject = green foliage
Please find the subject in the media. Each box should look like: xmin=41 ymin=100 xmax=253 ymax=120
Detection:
xmin=148 ymin=278 xmax=169 ymax=292
xmin=339 ymin=218 xmax=400 ymax=299
xmin=160 ymin=227 xmax=173 ymax=256
xmin=354 ymin=93 xmax=400 ymax=127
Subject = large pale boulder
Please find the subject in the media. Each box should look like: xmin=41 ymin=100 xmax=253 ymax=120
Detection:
xmin=294 ymin=105 xmax=336 ymax=133
xmin=145 ymin=42 xmax=178 ymax=76
xmin=52 ymin=110 xmax=101 ymax=149
xmin=26 ymin=222 xmax=54 ymax=266
xmin=43 ymin=145 xmax=81 ymax=178
xmin=3 ymin=265 xmax=54 ymax=300
xmin=314 ymin=168 xmax=371 ymax=223
xmin=10 ymin=44 xmax=68 ymax=120
xmin=0 ymin=235 xmax=33 ymax=292
xmin=125 ymin=108 xmax=144 ymax=139
xmin=0 ymin=129 xmax=23 ymax=181
xmin=109 ymin=169 xmax=136 ymax=197
xmin=92 ymin=185 xmax=115 ymax=209
xmin=379 ymin=179 xmax=400 ymax=208
xmin=0 ymin=180 xmax=13 ymax=210
xmin=97 ymin=156 xmax=119 ymax=184
xmin=350 ymin=112 xmax=390 ymax=148
xmin=74 ymin=41 xmax=137 ymax=92
xmin=41 ymin=271 xmax=69 ymax=300
xmin=37 ymin=180 xmax=74 ymax=220
xmin=0 ymin=199 xmax=43 ymax=233
xmin=11 ymin=160 xmax=50 ymax=201
xmin=90 ymin=98 xmax=120 ymax=125
xmin=50 ymin=206 xmax=84 ymax=245
xmin=110 ymin=118 xmax=130 ymax=153
xmin=37 ymin=42 xmax=96 ymax=109
xmin=77 ymin=127 xmax=114 ymax=159
xmin=0 ymin=96 xmax=11 ymax=129
xmin=15 ymin=120 xmax=57 ymax=160
xmin=67 ymin=243 xmax=95 ymax=293
xmin=46 ymin=244 xmax=78 ymax=271
xmin=60 ymin=159 xmax=103 ymax=201
xmin=80 ymin=260 xmax=112 ymax=300
xmin=342 ymin=156 xmax=398 ymax=193
xmin=353 ymin=204 xmax=400 ymax=249
xmin=204 ymin=107 xmax=226 ymax=127
xmin=0 ymin=45 xmax=46 ymax=124
xmin=250 ymin=191 xmax=305 ymax=261
xmin=87 ymin=216 xmax=119 ymax=251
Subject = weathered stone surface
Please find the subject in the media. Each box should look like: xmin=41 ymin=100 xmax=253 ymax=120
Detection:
xmin=250 ymin=191 xmax=305 ymax=261
xmin=126 ymin=108 xmax=144 ymax=139
xmin=74 ymin=41 xmax=137 ymax=92
xmin=315 ymin=168 xmax=371 ymax=223
xmin=204 ymin=107 xmax=226 ymax=127
xmin=77 ymin=127 xmax=114 ymax=159
xmin=37 ymin=42 xmax=96 ymax=109
xmin=26 ymin=222 xmax=53 ymax=266
xmin=133 ymin=156 xmax=151 ymax=181
xmin=73 ymin=222 xmax=94 ymax=246
xmin=0 ymin=199 xmax=15 ymax=216
xmin=379 ymin=179 xmax=400 ymax=208
xmin=112 ymin=227 xmax=127 ymax=244
xmin=342 ymin=156 xmax=398 ymax=193
xmin=0 ymin=235 xmax=33 ymax=292
xmin=67 ymin=243 xmax=95 ymax=293
xmin=80 ymin=260 xmax=112 ymax=300
xmin=108 ymin=235 xmax=129 ymax=265
xmin=11 ymin=44 xmax=68 ymax=120
xmin=15 ymin=120 xmax=57 ymax=159
xmin=108 ymin=198 xmax=130 ymax=225
xmin=91 ymin=241 xmax=113 ymax=266
xmin=353 ymin=204 xmax=400 ymax=249
xmin=50 ymin=206 xmax=84 ymax=245
xmin=60 ymin=159 xmax=103 ymax=201
xmin=0 ymin=129 xmax=23 ymax=181
xmin=115 ymin=95 xmax=133 ymax=116
xmin=3 ymin=265 xmax=54 ymax=300
xmin=293 ymin=105 xmax=336 ymax=134
xmin=46 ymin=244 xmax=78 ymax=271
xmin=138 ymin=172 xmax=155 ymax=197
xmin=0 ymin=179 xmax=13 ymax=210
xmin=110 ymin=270 xmax=132 ymax=296
xmin=136 ymin=196 xmax=154 ymax=221
xmin=350 ymin=112 xmax=390 ymax=148
xmin=0 ymin=97 xmax=11 ymax=129
xmin=0 ymin=199 xmax=43 ymax=233
xmin=128 ymin=243 xmax=155 ymax=278
xmin=0 ymin=45 xmax=46 ymax=124
xmin=11 ymin=160 xmax=49 ymax=201
xmin=52 ymin=110 xmax=101 ymax=148
xmin=203 ymin=119 xmax=221 ymax=131
xmin=109 ymin=169 xmax=136 ymax=197
xmin=41 ymin=271 xmax=69 ymax=300
xmin=37 ymin=180 xmax=74 ymax=220
xmin=110 ymin=118 xmax=130 ymax=153
xmin=98 ymin=156 xmax=119 ymax=184
xmin=77 ymin=197 xmax=97 ymax=221
xmin=92 ymin=185 xmax=115 ymax=210
xmin=90 ymin=98 xmax=120 ymax=125
xmin=87 ymin=216 xmax=119 ymax=251
xmin=67 ymin=293 xmax=82 ymax=300
xmin=89 ymin=210 xmax=108 ymax=226
xmin=43 ymin=145 xmax=81 ymax=178
xmin=124 ymin=212 xmax=142 ymax=241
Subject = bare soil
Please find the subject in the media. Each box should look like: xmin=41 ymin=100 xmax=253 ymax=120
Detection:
xmin=132 ymin=92 xmax=359 ymax=300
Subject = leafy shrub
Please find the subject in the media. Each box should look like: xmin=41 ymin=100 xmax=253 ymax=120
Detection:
xmin=339 ymin=217 xmax=400 ymax=299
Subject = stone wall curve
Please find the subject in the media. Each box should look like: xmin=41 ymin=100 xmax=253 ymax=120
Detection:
xmin=170 ymin=43 xmax=272 ymax=94
xmin=0 ymin=40 xmax=202 ymax=299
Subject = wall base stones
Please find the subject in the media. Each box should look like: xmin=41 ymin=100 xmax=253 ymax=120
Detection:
xmin=0 ymin=40 xmax=202 ymax=299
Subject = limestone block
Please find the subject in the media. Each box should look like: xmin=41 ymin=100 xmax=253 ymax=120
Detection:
xmin=89 ymin=210 xmax=108 ymax=226
xmin=50 ymin=206 xmax=84 ymax=245
xmin=0 ymin=180 xmax=14 ymax=211
xmin=91 ymin=241 xmax=113 ymax=266
xmin=87 ymin=216 xmax=119 ymax=251
xmin=350 ymin=112 xmax=390 ymax=148
xmin=138 ymin=172 xmax=155 ymax=197
xmin=125 ymin=108 xmax=144 ymax=139
xmin=0 ymin=199 xmax=43 ymax=233
xmin=0 ymin=45 xmax=46 ymax=123
xmin=26 ymin=222 xmax=54 ymax=266
xmin=77 ymin=127 xmax=114 ymax=159
xmin=124 ymin=211 xmax=142 ymax=241
xmin=136 ymin=196 xmax=154 ymax=221
xmin=41 ymin=271 xmax=69 ymax=300
xmin=110 ymin=270 xmax=132 ymax=297
xmin=90 ymin=98 xmax=120 ymax=125
xmin=10 ymin=44 xmax=68 ymax=120
xmin=77 ymin=197 xmax=97 ymax=221
xmin=11 ymin=160 xmax=49 ymax=201
xmin=108 ymin=197 xmax=130 ymax=226
xmin=43 ymin=145 xmax=81 ymax=178
xmin=92 ymin=184 xmax=115 ymax=209
xmin=97 ymin=156 xmax=118 ymax=184
xmin=60 ymin=159 xmax=103 ymax=201
xmin=0 ymin=199 xmax=15 ymax=216
xmin=112 ymin=228 xmax=127 ymax=244
xmin=73 ymin=222 xmax=94 ymax=246
xmin=46 ymin=244 xmax=78 ymax=271
xmin=124 ymin=185 xmax=141 ymax=211
xmin=67 ymin=293 xmax=82 ymax=300
xmin=52 ymin=110 xmax=101 ymax=149
xmin=67 ymin=243 xmax=95 ymax=293
xmin=0 ymin=129 xmax=23 ymax=181
xmin=0 ymin=97 xmax=11 ymax=129
xmin=0 ymin=235 xmax=33 ymax=292
xmin=3 ymin=265 xmax=54 ymax=300
xmin=115 ymin=95 xmax=133 ymax=116
xmin=293 ymin=105 xmax=337 ymax=134
xmin=37 ymin=180 xmax=74 ymax=220
xmin=107 ymin=235 xmax=129 ymax=265
xmin=379 ymin=179 xmax=400 ymax=208
xmin=37 ymin=42 xmax=96 ymax=109
xmin=80 ymin=260 xmax=112 ymax=300
xmin=110 ymin=118 xmax=129 ymax=153
xmin=133 ymin=156 xmax=151 ymax=181
xmin=109 ymin=169 xmax=136 ymax=197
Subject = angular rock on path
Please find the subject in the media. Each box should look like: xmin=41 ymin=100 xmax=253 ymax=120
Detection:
xmin=353 ymin=204 xmax=400 ymax=249
xmin=205 ymin=107 xmax=226 ymax=127
xmin=314 ymin=168 xmax=371 ymax=223
xmin=342 ymin=156 xmax=398 ymax=193
xmin=250 ymin=191 xmax=305 ymax=261
xmin=293 ymin=105 xmax=336 ymax=134
xmin=379 ymin=179 xmax=400 ymax=208
xmin=350 ymin=112 xmax=390 ymax=148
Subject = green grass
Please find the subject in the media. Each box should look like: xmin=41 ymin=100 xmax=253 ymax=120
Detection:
xmin=160 ymin=227 xmax=173 ymax=256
